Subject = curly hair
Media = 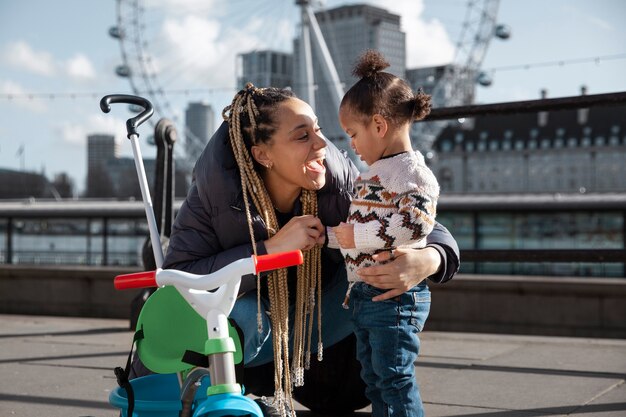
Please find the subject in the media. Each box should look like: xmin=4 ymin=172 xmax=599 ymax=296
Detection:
xmin=342 ymin=49 xmax=431 ymax=126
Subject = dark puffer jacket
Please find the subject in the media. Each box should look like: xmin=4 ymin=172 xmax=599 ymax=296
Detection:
xmin=163 ymin=122 xmax=459 ymax=293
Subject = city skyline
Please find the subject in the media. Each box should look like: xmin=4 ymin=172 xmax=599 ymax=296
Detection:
xmin=1 ymin=0 xmax=625 ymax=194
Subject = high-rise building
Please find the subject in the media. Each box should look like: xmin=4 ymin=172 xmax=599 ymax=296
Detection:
xmin=86 ymin=134 xmax=118 ymax=197
xmin=185 ymin=102 xmax=215 ymax=161
xmin=87 ymin=134 xmax=118 ymax=174
xmin=293 ymin=4 xmax=406 ymax=148
xmin=237 ymin=50 xmax=293 ymax=89
xmin=84 ymin=132 xmax=189 ymax=199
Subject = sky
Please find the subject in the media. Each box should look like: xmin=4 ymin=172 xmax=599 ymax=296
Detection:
xmin=1 ymin=0 xmax=625 ymax=195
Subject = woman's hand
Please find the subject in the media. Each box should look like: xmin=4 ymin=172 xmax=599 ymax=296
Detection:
xmin=265 ymin=215 xmax=325 ymax=253
xmin=356 ymin=246 xmax=442 ymax=301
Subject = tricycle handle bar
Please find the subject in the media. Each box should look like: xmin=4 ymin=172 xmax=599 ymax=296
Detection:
xmin=114 ymin=250 xmax=303 ymax=290
xmin=99 ymin=94 xmax=153 ymax=138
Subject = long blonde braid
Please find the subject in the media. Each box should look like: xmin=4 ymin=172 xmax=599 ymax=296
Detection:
xmin=222 ymin=83 xmax=323 ymax=415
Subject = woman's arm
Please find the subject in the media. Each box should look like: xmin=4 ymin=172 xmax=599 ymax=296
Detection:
xmin=356 ymin=221 xmax=460 ymax=301
xmin=424 ymin=221 xmax=460 ymax=284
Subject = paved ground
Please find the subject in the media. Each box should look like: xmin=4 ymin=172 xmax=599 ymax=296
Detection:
xmin=0 ymin=314 xmax=625 ymax=417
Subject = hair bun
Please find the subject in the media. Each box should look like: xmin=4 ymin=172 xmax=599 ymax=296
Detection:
xmin=412 ymin=90 xmax=432 ymax=120
xmin=352 ymin=49 xmax=390 ymax=78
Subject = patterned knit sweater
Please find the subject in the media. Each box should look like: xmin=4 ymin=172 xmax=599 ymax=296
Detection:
xmin=327 ymin=151 xmax=440 ymax=283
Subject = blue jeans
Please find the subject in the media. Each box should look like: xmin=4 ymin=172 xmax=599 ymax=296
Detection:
xmin=349 ymin=282 xmax=431 ymax=417
xmin=230 ymin=266 xmax=353 ymax=367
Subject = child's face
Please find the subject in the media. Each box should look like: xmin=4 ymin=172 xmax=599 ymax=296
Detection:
xmin=338 ymin=107 xmax=385 ymax=166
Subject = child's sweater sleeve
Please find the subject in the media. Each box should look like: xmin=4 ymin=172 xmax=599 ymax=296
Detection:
xmin=326 ymin=226 xmax=340 ymax=249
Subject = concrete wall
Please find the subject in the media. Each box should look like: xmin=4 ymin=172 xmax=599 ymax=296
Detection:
xmin=0 ymin=265 xmax=140 ymax=320
xmin=1 ymin=265 xmax=625 ymax=338
xmin=427 ymin=274 xmax=626 ymax=339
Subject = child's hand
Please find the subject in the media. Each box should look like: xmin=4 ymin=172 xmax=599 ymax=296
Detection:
xmin=333 ymin=222 xmax=355 ymax=249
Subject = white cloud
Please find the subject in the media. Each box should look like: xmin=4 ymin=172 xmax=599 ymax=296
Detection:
xmin=55 ymin=113 xmax=127 ymax=147
xmin=0 ymin=79 xmax=47 ymax=112
xmin=4 ymin=40 xmax=98 ymax=82
xmin=562 ymin=5 xmax=614 ymax=31
xmin=65 ymin=54 xmax=96 ymax=80
xmin=4 ymin=41 xmax=56 ymax=76
xmin=588 ymin=16 xmax=613 ymax=31
xmin=157 ymin=14 xmax=266 ymax=87
xmin=369 ymin=0 xmax=455 ymax=68
xmin=56 ymin=122 xmax=86 ymax=146
xmin=161 ymin=15 xmax=221 ymax=71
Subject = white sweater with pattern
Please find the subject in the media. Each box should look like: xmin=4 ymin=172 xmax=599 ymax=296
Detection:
xmin=327 ymin=151 xmax=439 ymax=283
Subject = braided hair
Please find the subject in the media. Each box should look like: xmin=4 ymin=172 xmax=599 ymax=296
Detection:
xmin=222 ymin=83 xmax=323 ymax=416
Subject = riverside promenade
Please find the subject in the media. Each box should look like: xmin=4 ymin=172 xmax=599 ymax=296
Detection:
xmin=0 ymin=314 xmax=625 ymax=417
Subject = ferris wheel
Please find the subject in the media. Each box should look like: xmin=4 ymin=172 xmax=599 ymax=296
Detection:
xmin=109 ymin=0 xmax=299 ymax=169
xmin=109 ymin=0 xmax=509 ymax=165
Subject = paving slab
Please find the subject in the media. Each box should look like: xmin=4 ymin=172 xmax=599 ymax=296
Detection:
xmin=483 ymin=342 xmax=626 ymax=376
xmin=418 ymin=362 xmax=621 ymax=413
xmin=566 ymin=380 xmax=626 ymax=417
xmin=420 ymin=336 xmax=524 ymax=361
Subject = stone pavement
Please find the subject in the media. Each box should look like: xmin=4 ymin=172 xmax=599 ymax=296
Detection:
xmin=0 ymin=314 xmax=624 ymax=417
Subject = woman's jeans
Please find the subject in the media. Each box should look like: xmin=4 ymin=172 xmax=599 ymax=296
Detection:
xmin=230 ymin=266 xmax=353 ymax=367
xmin=349 ymin=282 xmax=431 ymax=417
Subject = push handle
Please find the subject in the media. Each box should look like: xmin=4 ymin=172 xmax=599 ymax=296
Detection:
xmin=114 ymin=270 xmax=157 ymax=290
xmin=254 ymin=250 xmax=303 ymax=274
xmin=99 ymin=94 xmax=154 ymax=138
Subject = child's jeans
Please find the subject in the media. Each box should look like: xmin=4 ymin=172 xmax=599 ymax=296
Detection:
xmin=349 ymin=281 xmax=431 ymax=417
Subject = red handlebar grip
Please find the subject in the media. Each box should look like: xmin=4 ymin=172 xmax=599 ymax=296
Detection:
xmin=254 ymin=250 xmax=304 ymax=274
xmin=114 ymin=270 xmax=158 ymax=290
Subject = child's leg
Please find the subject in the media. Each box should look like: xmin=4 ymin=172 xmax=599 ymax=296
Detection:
xmin=353 ymin=323 xmax=385 ymax=417
xmin=352 ymin=283 xmax=431 ymax=417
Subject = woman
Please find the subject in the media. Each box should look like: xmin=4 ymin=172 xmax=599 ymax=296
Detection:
xmin=163 ymin=84 xmax=459 ymax=414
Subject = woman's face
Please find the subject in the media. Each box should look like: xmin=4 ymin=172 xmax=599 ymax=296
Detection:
xmin=255 ymin=98 xmax=327 ymax=193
